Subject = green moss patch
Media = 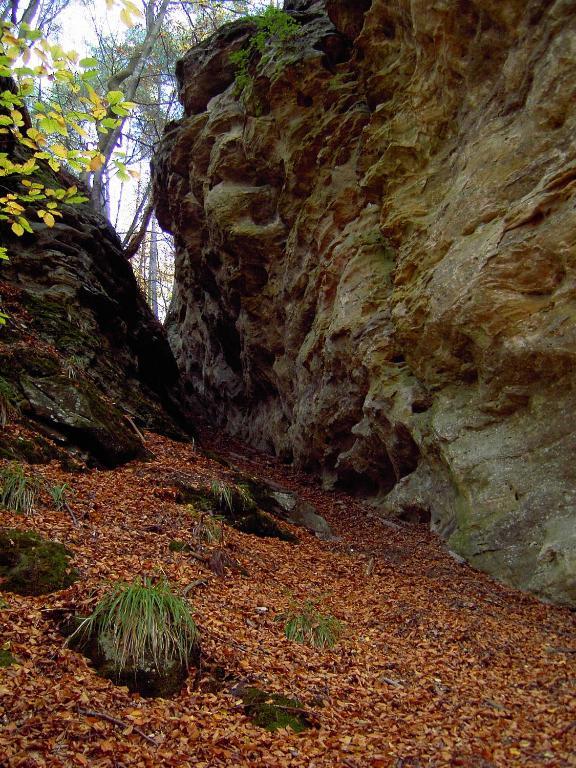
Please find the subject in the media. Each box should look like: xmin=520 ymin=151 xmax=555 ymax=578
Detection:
xmin=22 ymin=293 xmax=97 ymax=359
xmin=169 ymin=540 xmax=193 ymax=553
xmin=239 ymin=686 xmax=311 ymax=733
xmin=0 ymin=647 xmax=17 ymax=667
xmin=0 ymin=529 xmax=78 ymax=596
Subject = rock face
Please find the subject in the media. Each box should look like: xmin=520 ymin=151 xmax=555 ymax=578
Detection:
xmin=153 ymin=0 xmax=576 ymax=606
xmin=0 ymin=190 xmax=193 ymax=467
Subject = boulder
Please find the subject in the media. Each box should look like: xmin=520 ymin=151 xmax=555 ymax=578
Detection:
xmin=0 ymin=529 xmax=78 ymax=596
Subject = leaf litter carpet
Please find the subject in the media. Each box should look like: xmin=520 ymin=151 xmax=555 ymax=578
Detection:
xmin=0 ymin=430 xmax=574 ymax=767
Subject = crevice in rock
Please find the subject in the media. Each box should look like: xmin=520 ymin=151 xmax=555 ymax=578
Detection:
xmin=325 ymin=0 xmax=372 ymax=42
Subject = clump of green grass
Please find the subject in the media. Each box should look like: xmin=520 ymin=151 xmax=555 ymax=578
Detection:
xmin=48 ymin=482 xmax=70 ymax=510
xmin=210 ymin=480 xmax=254 ymax=515
xmin=69 ymin=577 xmax=199 ymax=674
xmin=210 ymin=479 xmax=234 ymax=513
xmin=189 ymin=507 xmax=225 ymax=544
xmin=0 ymin=377 xmax=18 ymax=427
xmin=0 ymin=463 xmax=41 ymax=515
xmin=64 ymin=356 xmax=83 ymax=379
xmin=279 ymin=599 xmax=344 ymax=649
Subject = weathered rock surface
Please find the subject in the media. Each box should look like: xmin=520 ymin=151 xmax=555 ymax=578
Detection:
xmin=0 ymin=188 xmax=194 ymax=466
xmin=153 ymin=0 xmax=576 ymax=605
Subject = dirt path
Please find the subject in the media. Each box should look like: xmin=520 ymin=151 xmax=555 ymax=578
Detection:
xmin=1 ymin=431 xmax=574 ymax=767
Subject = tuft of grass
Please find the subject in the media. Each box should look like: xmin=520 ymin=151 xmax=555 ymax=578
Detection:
xmin=209 ymin=480 xmax=254 ymax=515
xmin=0 ymin=377 xmax=18 ymax=427
xmin=0 ymin=463 xmax=41 ymax=515
xmin=278 ymin=599 xmax=344 ymax=649
xmin=49 ymin=482 xmax=70 ymax=511
xmin=210 ymin=479 xmax=234 ymax=513
xmin=69 ymin=577 xmax=199 ymax=674
xmin=190 ymin=508 xmax=225 ymax=545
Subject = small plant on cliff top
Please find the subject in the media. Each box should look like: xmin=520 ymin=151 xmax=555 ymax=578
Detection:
xmin=230 ymin=7 xmax=300 ymax=96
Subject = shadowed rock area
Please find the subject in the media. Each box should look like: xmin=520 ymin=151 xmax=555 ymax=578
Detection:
xmin=153 ymin=0 xmax=576 ymax=605
xmin=0 ymin=180 xmax=194 ymax=466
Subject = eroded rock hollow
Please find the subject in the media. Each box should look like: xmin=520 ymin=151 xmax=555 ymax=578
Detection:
xmin=153 ymin=0 xmax=576 ymax=606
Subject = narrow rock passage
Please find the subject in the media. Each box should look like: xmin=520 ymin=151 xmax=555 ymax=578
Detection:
xmin=1 ymin=431 xmax=574 ymax=767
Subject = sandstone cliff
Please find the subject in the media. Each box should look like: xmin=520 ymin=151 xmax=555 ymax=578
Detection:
xmin=153 ymin=0 xmax=576 ymax=606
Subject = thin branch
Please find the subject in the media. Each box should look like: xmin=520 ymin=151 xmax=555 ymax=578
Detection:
xmin=124 ymin=198 xmax=154 ymax=259
xmin=63 ymin=499 xmax=79 ymax=527
xmin=76 ymin=706 xmax=158 ymax=746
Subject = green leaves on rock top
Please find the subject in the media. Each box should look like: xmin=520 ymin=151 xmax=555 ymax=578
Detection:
xmin=230 ymin=7 xmax=300 ymax=97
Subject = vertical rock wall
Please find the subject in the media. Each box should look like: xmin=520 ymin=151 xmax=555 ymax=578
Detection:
xmin=153 ymin=0 xmax=576 ymax=605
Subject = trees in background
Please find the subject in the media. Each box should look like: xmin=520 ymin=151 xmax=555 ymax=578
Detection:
xmin=0 ymin=0 xmax=271 ymax=321
xmin=0 ymin=0 xmax=71 ymax=33
xmin=49 ymin=0 xmax=259 ymax=318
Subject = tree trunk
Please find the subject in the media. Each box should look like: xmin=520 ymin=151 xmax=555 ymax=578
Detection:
xmin=147 ymin=216 xmax=159 ymax=319
xmin=125 ymin=196 xmax=154 ymax=260
xmin=90 ymin=0 xmax=170 ymax=214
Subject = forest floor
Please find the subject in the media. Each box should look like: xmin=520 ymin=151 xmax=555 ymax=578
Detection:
xmin=0 ymin=428 xmax=575 ymax=768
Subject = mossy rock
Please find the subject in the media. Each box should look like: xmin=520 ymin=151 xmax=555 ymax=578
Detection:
xmin=0 ymin=430 xmax=84 ymax=469
xmin=0 ymin=432 xmax=59 ymax=464
xmin=239 ymin=686 xmax=311 ymax=733
xmin=19 ymin=375 xmax=146 ymax=467
xmin=201 ymin=450 xmax=231 ymax=468
xmin=175 ymin=484 xmax=297 ymax=542
xmin=21 ymin=352 xmax=61 ymax=378
xmin=230 ymin=475 xmax=332 ymax=537
xmin=232 ymin=509 xmax=297 ymax=541
xmin=68 ymin=623 xmax=200 ymax=699
xmin=0 ymin=529 xmax=78 ymax=596
xmin=22 ymin=293 xmax=97 ymax=359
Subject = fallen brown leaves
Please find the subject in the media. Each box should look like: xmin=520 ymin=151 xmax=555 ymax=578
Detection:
xmin=0 ymin=430 xmax=575 ymax=767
